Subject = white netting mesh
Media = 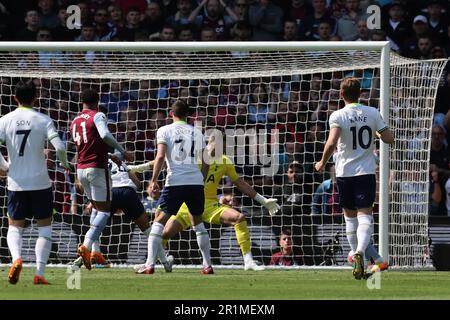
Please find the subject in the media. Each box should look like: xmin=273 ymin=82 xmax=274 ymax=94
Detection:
xmin=0 ymin=50 xmax=384 ymax=79
xmin=389 ymin=54 xmax=448 ymax=267
xmin=0 ymin=46 xmax=447 ymax=268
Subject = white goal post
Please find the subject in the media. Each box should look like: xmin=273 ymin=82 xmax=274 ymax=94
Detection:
xmin=0 ymin=41 xmax=447 ymax=269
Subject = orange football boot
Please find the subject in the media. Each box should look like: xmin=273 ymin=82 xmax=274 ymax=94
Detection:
xmin=77 ymin=244 xmax=92 ymax=270
xmin=91 ymin=251 xmax=109 ymax=267
xmin=369 ymin=260 xmax=389 ymax=273
xmin=8 ymin=258 xmax=23 ymax=284
xmin=33 ymin=275 xmax=49 ymax=285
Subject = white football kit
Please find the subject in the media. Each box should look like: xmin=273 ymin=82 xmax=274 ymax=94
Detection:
xmin=329 ymin=103 xmax=388 ymax=178
xmin=156 ymin=121 xmax=205 ymax=186
xmin=109 ymin=159 xmax=136 ymax=189
xmin=0 ymin=107 xmax=60 ymax=191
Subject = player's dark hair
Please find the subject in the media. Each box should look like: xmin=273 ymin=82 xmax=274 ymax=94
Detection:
xmin=280 ymin=228 xmax=292 ymax=237
xmin=99 ymin=103 xmax=108 ymax=114
xmin=81 ymin=88 xmax=99 ymax=106
xmin=340 ymin=77 xmax=361 ymax=103
xmin=15 ymin=81 xmax=37 ymax=105
xmin=171 ymin=99 xmax=189 ymax=118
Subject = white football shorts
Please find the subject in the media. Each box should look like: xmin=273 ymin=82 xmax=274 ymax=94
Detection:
xmin=77 ymin=167 xmax=112 ymax=202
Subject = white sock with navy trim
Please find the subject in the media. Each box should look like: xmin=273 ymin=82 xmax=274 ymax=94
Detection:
xmin=142 ymin=227 xmax=167 ymax=264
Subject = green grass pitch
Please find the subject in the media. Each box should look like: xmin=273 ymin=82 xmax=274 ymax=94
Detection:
xmin=1 ymin=267 xmax=450 ymax=300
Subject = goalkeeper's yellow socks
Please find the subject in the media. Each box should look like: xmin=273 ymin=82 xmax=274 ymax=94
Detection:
xmin=234 ymin=220 xmax=251 ymax=257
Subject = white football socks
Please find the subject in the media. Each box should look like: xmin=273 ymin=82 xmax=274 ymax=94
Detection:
xmin=142 ymin=226 xmax=167 ymax=264
xmin=356 ymin=214 xmax=373 ymax=256
xmin=7 ymin=225 xmax=23 ymax=262
xmin=35 ymin=226 xmax=52 ymax=277
xmin=193 ymin=223 xmax=212 ymax=268
xmin=243 ymin=252 xmax=254 ymax=265
xmin=147 ymin=222 xmax=164 ymax=267
xmin=344 ymin=216 xmax=358 ymax=253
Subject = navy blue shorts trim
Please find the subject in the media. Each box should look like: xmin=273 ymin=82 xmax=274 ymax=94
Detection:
xmin=7 ymin=188 xmax=53 ymax=220
xmin=157 ymin=185 xmax=205 ymax=216
xmin=336 ymin=174 xmax=376 ymax=210
xmin=111 ymin=187 xmax=145 ymax=220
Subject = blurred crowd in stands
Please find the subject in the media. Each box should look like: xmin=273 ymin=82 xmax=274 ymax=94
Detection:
xmin=0 ymin=0 xmax=448 ymax=58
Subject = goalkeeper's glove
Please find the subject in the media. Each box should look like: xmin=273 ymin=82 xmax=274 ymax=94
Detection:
xmin=254 ymin=193 xmax=280 ymax=216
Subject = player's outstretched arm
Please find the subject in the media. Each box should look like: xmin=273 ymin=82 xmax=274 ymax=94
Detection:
xmin=233 ymin=177 xmax=280 ymax=216
xmin=93 ymin=112 xmax=133 ymax=162
xmin=315 ymin=127 xmax=341 ymax=173
xmin=109 ymin=151 xmax=156 ymax=174
xmin=127 ymin=161 xmax=155 ymax=173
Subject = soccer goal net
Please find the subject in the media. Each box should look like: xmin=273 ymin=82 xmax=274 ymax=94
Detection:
xmin=0 ymin=42 xmax=447 ymax=269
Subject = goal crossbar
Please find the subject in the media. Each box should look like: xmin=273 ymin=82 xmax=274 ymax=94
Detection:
xmin=0 ymin=41 xmax=390 ymax=52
